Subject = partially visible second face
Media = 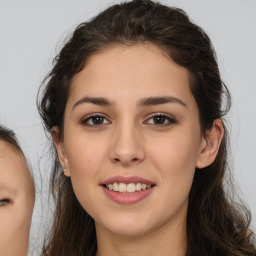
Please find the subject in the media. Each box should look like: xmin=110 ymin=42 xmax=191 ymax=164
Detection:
xmin=55 ymin=43 xmax=208 ymax=239
xmin=0 ymin=141 xmax=35 ymax=256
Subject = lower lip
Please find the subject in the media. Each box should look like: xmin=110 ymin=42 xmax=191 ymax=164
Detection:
xmin=102 ymin=186 xmax=154 ymax=205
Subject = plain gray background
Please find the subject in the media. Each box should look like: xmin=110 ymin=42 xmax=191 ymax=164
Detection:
xmin=0 ymin=0 xmax=255 ymax=254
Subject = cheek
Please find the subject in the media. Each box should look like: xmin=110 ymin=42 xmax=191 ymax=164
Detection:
xmin=0 ymin=199 xmax=33 ymax=238
xmin=66 ymin=134 xmax=107 ymax=175
xmin=149 ymin=130 xmax=201 ymax=192
xmin=143 ymin=132 xmax=201 ymax=223
xmin=152 ymin=130 xmax=200 ymax=166
xmin=65 ymin=135 xmax=108 ymax=212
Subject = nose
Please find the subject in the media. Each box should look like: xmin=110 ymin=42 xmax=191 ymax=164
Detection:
xmin=109 ymin=123 xmax=145 ymax=166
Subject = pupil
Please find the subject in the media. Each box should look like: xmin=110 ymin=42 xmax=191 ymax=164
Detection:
xmin=93 ymin=116 xmax=103 ymax=124
xmin=0 ymin=199 xmax=10 ymax=206
xmin=154 ymin=116 xmax=165 ymax=124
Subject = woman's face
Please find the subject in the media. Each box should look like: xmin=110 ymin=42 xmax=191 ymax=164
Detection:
xmin=0 ymin=141 xmax=34 ymax=256
xmin=55 ymin=43 xmax=210 ymax=237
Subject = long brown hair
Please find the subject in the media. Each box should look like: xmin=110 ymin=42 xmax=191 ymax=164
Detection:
xmin=37 ymin=0 xmax=256 ymax=255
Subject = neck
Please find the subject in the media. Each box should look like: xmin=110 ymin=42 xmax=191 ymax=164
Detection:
xmin=95 ymin=217 xmax=187 ymax=256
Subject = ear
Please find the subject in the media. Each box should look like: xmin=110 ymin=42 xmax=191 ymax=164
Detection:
xmin=196 ymin=119 xmax=224 ymax=169
xmin=51 ymin=126 xmax=71 ymax=177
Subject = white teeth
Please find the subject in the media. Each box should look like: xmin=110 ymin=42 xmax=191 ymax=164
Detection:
xmin=127 ymin=183 xmax=136 ymax=193
xmin=135 ymin=183 xmax=141 ymax=191
xmin=113 ymin=182 xmax=118 ymax=192
xmin=141 ymin=184 xmax=147 ymax=190
xmin=119 ymin=183 xmax=126 ymax=193
xmin=105 ymin=182 xmax=153 ymax=193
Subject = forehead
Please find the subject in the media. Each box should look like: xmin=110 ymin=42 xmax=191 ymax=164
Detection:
xmin=0 ymin=140 xmax=23 ymax=165
xmin=70 ymin=43 xmax=193 ymax=103
xmin=0 ymin=140 xmax=30 ymax=188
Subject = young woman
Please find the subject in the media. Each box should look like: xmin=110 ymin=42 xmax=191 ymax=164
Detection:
xmin=0 ymin=125 xmax=35 ymax=256
xmin=38 ymin=0 xmax=256 ymax=255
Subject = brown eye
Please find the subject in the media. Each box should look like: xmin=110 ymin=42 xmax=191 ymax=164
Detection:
xmin=0 ymin=199 xmax=10 ymax=207
xmin=146 ymin=114 xmax=177 ymax=126
xmin=81 ymin=114 xmax=110 ymax=126
xmin=91 ymin=116 xmax=105 ymax=125
xmin=153 ymin=116 xmax=166 ymax=124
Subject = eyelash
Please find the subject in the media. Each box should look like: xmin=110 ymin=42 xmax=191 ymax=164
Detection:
xmin=81 ymin=114 xmax=110 ymax=127
xmin=0 ymin=199 xmax=10 ymax=207
xmin=146 ymin=113 xmax=177 ymax=126
xmin=81 ymin=113 xmax=177 ymax=127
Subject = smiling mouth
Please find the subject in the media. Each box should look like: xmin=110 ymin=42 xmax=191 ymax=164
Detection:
xmin=103 ymin=182 xmax=155 ymax=193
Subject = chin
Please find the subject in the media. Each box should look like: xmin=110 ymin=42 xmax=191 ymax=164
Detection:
xmin=97 ymin=213 xmax=155 ymax=237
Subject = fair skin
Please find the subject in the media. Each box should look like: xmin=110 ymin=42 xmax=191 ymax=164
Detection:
xmin=53 ymin=43 xmax=223 ymax=256
xmin=0 ymin=140 xmax=35 ymax=256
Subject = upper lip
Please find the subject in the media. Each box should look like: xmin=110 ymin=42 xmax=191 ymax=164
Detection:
xmin=100 ymin=176 xmax=155 ymax=185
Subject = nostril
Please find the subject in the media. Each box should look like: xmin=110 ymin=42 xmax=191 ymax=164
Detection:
xmin=113 ymin=157 xmax=139 ymax=163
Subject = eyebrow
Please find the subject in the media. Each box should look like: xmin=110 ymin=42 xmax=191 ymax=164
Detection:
xmin=72 ymin=97 xmax=113 ymax=110
xmin=72 ymin=96 xmax=187 ymax=110
xmin=138 ymin=96 xmax=187 ymax=107
xmin=0 ymin=186 xmax=18 ymax=195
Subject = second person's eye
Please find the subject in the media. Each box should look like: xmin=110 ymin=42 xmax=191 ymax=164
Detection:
xmin=0 ymin=199 xmax=10 ymax=207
